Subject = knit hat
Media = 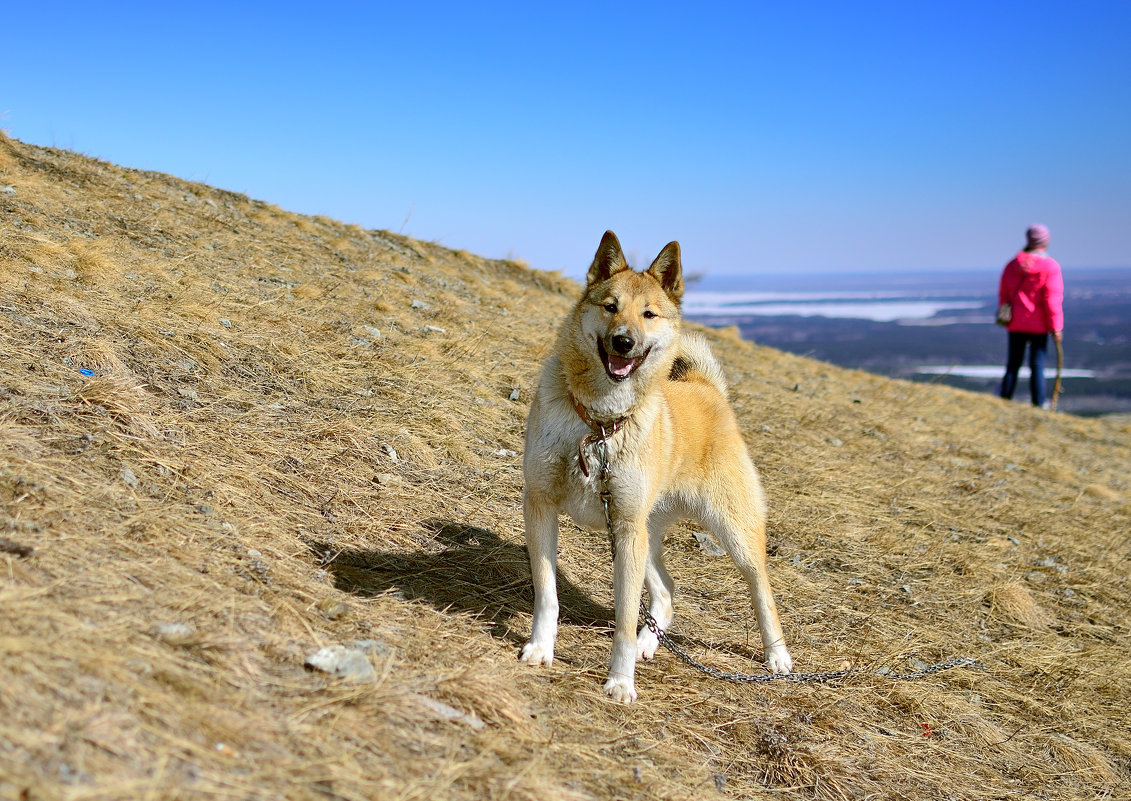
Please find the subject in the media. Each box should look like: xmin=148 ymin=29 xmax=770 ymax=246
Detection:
xmin=1026 ymin=224 xmax=1050 ymax=250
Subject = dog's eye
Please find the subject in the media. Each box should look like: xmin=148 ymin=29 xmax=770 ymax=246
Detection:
xmin=643 ymin=310 xmax=657 ymax=319
xmin=603 ymin=303 xmax=617 ymax=313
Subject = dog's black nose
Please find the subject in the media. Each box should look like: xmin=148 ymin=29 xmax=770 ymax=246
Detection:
xmin=611 ymin=334 xmax=635 ymax=355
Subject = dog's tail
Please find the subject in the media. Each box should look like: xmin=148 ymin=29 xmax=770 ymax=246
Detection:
xmin=669 ymin=332 xmax=728 ymax=394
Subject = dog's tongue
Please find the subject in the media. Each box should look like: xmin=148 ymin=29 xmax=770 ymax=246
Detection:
xmin=607 ymin=353 xmax=635 ymax=378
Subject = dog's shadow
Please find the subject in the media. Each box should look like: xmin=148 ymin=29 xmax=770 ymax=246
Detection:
xmin=309 ymin=519 xmax=613 ymax=646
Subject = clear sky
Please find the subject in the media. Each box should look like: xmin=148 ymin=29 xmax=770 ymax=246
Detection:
xmin=4 ymin=1 xmax=1129 ymax=277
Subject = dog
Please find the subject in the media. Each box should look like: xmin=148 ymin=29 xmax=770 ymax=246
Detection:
xmin=519 ymin=230 xmax=792 ymax=702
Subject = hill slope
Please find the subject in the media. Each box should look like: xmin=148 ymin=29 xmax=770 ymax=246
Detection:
xmin=1 ymin=133 xmax=1129 ymax=801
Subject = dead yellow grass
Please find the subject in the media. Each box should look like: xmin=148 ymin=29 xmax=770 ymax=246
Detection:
xmin=1 ymin=130 xmax=1129 ymax=800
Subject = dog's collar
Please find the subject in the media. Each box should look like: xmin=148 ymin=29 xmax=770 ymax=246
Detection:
xmin=568 ymin=391 xmax=627 ymax=437
xmin=568 ymin=392 xmax=628 ymax=479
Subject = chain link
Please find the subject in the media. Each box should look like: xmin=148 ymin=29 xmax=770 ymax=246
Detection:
xmin=592 ymin=428 xmax=980 ymax=685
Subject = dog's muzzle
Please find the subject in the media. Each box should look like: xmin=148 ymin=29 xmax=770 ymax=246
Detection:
xmin=598 ymin=335 xmax=650 ymax=382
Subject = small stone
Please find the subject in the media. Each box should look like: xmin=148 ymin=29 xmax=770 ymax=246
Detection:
xmin=151 ymin=622 xmax=196 ymax=646
xmin=423 ymin=325 xmax=446 ymax=334
xmin=120 ymin=463 xmax=138 ymax=489
xmin=219 ymin=318 xmax=232 ymax=328
xmin=493 ymin=449 xmax=517 ymax=458
xmin=0 ymin=185 xmax=15 ymax=195
xmin=693 ymin=531 xmax=726 ymax=557
xmin=826 ymin=437 xmax=844 ymax=447
xmin=360 ymin=325 xmax=381 ymax=339
xmin=317 ymin=598 xmax=350 ymax=620
xmin=508 ymin=388 xmax=520 ymax=402
xmin=411 ymin=693 xmax=485 ymax=730
xmin=410 ymin=299 xmax=430 ymax=310
xmin=382 ymin=444 xmax=398 ymax=462
xmin=304 ymin=644 xmax=377 ymax=682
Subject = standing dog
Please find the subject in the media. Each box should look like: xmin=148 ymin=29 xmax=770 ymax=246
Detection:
xmin=520 ymin=230 xmax=792 ymax=703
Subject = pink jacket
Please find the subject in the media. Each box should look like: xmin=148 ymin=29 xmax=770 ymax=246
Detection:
xmin=998 ymin=251 xmax=1064 ymax=334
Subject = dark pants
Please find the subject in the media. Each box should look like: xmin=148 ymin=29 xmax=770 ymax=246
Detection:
xmin=1000 ymin=332 xmax=1049 ymax=406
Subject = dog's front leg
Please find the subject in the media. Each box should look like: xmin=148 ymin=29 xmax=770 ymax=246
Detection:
xmin=520 ymin=490 xmax=559 ymax=666
xmin=604 ymin=514 xmax=648 ymax=703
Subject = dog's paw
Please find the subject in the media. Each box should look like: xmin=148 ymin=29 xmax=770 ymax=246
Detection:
xmin=636 ymin=627 xmax=660 ymax=661
xmin=519 ymin=640 xmax=554 ymax=666
xmin=766 ymin=646 xmax=793 ymax=675
xmin=602 ymin=674 xmax=637 ymax=704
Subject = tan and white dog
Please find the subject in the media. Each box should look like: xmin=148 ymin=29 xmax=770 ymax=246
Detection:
xmin=519 ymin=230 xmax=792 ymax=702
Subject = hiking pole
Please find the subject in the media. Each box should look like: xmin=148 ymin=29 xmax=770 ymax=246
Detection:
xmin=1051 ymin=336 xmax=1063 ymax=412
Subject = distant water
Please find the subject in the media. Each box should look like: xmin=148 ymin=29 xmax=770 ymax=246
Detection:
xmin=684 ymin=270 xmax=993 ymax=324
xmin=916 ymin=365 xmax=1096 ymax=379
xmin=683 ymin=269 xmax=1131 ymax=411
xmin=683 ymin=291 xmax=985 ymax=323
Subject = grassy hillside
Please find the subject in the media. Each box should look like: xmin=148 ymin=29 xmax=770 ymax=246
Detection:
xmin=1 ymin=132 xmax=1129 ymax=801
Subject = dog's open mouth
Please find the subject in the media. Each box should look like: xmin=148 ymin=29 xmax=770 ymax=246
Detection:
xmin=598 ymin=339 xmax=650 ymax=382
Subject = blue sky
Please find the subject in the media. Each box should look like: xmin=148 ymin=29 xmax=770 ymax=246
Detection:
xmin=4 ymin=2 xmax=1129 ymax=277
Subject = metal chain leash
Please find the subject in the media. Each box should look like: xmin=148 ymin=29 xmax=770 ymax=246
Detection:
xmin=591 ymin=428 xmax=981 ymax=685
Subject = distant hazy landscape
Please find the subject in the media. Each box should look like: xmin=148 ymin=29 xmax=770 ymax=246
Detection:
xmin=686 ymin=267 xmax=1131 ymax=416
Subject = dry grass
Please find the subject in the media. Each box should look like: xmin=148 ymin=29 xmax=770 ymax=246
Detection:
xmin=1 ymin=130 xmax=1129 ymax=800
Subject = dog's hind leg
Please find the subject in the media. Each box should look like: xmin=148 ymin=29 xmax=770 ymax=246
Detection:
xmin=702 ymin=479 xmax=793 ymax=674
xmin=637 ymin=512 xmax=676 ymax=661
xmin=520 ymin=491 xmax=560 ymax=666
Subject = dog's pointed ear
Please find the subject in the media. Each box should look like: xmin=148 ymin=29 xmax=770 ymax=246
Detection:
xmin=586 ymin=230 xmax=630 ymax=287
xmin=646 ymin=241 xmax=683 ymax=304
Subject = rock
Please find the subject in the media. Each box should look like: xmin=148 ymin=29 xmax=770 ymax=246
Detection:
xmin=120 ymin=463 xmax=138 ymax=489
xmin=304 ymin=644 xmax=377 ymax=682
xmin=508 ymin=388 xmax=521 ymax=402
xmin=360 ymin=325 xmax=381 ymax=339
xmin=151 ymin=622 xmax=196 ymax=646
xmin=493 ymin=449 xmax=517 ymax=458
xmin=219 ymin=317 xmax=232 ymax=328
xmin=0 ymin=185 xmax=15 ymax=195
xmin=317 ymin=598 xmax=350 ymax=620
xmin=411 ymin=693 xmax=485 ymax=730
xmin=410 ymin=299 xmax=431 ymax=310
xmin=693 ymin=531 xmax=726 ymax=557
xmin=423 ymin=325 xmax=446 ymax=334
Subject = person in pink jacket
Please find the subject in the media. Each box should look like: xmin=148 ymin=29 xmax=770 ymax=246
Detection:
xmin=998 ymin=224 xmax=1064 ymax=407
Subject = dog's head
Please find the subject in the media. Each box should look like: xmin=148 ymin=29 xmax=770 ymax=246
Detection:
xmin=576 ymin=230 xmax=683 ymax=385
